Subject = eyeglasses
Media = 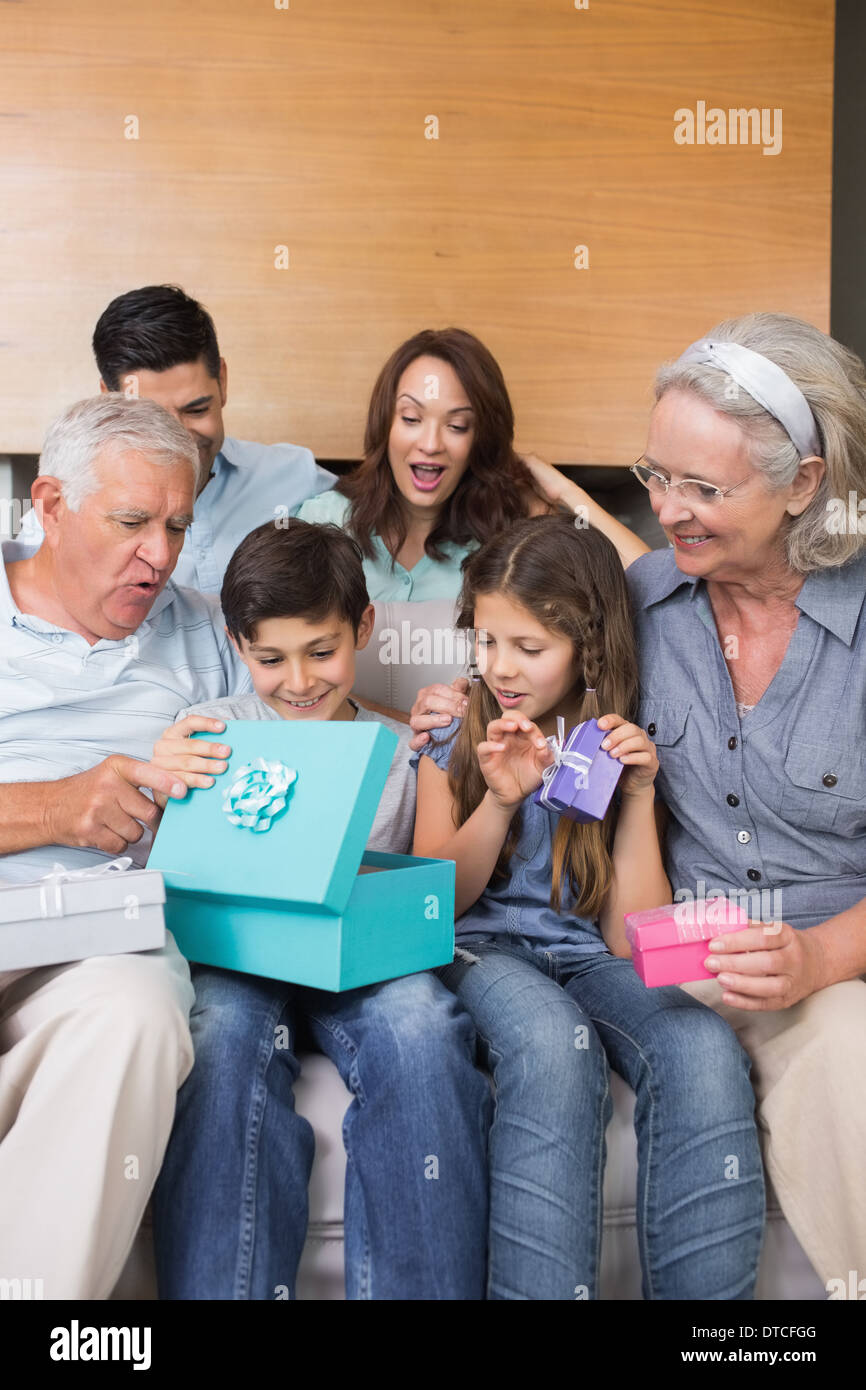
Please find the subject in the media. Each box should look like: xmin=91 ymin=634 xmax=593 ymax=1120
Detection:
xmin=630 ymin=458 xmax=751 ymax=506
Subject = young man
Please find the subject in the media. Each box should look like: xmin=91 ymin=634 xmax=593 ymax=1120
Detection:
xmin=149 ymin=519 xmax=490 ymax=1300
xmin=20 ymin=285 xmax=336 ymax=591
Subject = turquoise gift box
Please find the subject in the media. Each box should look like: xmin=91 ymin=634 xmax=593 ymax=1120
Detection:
xmin=148 ymin=720 xmax=455 ymax=991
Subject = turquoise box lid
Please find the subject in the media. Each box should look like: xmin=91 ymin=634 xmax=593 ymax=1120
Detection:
xmin=148 ymin=720 xmax=398 ymax=914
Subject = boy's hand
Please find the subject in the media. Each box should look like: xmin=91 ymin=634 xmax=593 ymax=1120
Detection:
xmin=151 ymin=716 xmax=231 ymax=798
xmin=408 ymin=677 xmax=471 ymax=751
xmin=597 ymin=713 xmax=658 ymax=796
xmin=477 ymin=715 xmax=554 ymax=810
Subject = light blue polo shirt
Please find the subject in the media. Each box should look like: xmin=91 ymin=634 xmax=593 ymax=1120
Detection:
xmin=18 ymin=436 xmax=337 ymax=595
xmin=295 ymin=490 xmax=475 ymax=601
xmin=0 ymin=540 xmax=251 ymax=884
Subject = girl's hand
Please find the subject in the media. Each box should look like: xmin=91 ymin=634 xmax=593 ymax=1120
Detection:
xmin=703 ymin=920 xmax=827 ymax=1011
xmin=151 ymin=715 xmax=231 ymax=793
xmin=477 ymin=715 xmax=554 ymax=810
xmin=597 ymin=713 xmax=658 ymax=797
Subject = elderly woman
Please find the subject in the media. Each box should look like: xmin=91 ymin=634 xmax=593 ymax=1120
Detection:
xmin=411 ymin=311 xmax=866 ymax=1289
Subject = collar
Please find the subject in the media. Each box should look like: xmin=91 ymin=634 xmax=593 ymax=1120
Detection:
xmin=0 ymin=538 xmax=42 ymax=626
xmin=632 ymin=546 xmax=866 ymax=647
xmin=794 ymin=552 xmax=866 ymax=646
xmin=1 ymin=538 xmax=177 ymax=641
xmin=214 ymin=437 xmax=245 ymax=471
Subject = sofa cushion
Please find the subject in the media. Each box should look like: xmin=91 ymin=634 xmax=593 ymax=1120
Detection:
xmin=352 ymin=599 xmax=463 ymax=711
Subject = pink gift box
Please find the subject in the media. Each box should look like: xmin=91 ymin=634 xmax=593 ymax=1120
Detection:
xmin=625 ymin=900 xmax=750 ymax=987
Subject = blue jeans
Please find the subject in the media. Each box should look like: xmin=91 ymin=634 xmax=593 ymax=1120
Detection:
xmin=152 ymin=964 xmax=491 ymax=1299
xmin=438 ymin=939 xmax=765 ymax=1300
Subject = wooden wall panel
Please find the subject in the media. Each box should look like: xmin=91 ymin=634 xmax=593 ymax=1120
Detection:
xmin=0 ymin=0 xmax=833 ymax=462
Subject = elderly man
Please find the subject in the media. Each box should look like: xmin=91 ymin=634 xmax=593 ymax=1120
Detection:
xmin=0 ymin=394 xmax=245 ymax=1298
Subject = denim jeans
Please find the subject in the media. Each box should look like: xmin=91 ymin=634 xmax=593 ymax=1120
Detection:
xmin=152 ymin=964 xmax=491 ymax=1299
xmin=438 ymin=939 xmax=765 ymax=1300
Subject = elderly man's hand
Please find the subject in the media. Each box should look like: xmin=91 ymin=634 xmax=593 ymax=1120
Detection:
xmin=45 ymin=756 xmax=191 ymax=856
xmin=408 ymin=677 xmax=471 ymax=752
xmin=703 ymin=920 xmax=828 ymax=1010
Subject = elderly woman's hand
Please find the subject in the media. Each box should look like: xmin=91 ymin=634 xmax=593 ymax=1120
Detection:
xmin=703 ymin=921 xmax=828 ymax=1010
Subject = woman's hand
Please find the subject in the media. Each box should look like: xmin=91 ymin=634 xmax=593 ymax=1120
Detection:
xmin=151 ymin=715 xmax=231 ymax=804
xmin=703 ymin=920 xmax=828 ymax=1010
xmin=477 ymin=715 xmax=555 ymax=810
xmin=519 ymin=452 xmax=577 ymax=510
xmin=408 ymin=677 xmax=471 ymax=751
xmin=597 ymin=713 xmax=658 ymax=796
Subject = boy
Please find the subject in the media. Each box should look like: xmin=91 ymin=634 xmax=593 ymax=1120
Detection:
xmin=150 ymin=519 xmax=490 ymax=1300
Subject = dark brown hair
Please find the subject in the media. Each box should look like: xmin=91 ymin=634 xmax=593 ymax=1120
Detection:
xmin=448 ymin=515 xmax=638 ymax=920
xmin=339 ymin=328 xmax=537 ymax=564
xmin=221 ymin=519 xmax=369 ymax=643
xmin=94 ymin=285 xmax=221 ymax=389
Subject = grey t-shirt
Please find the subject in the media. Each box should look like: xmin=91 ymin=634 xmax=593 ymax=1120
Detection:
xmin=177 ymin=692 xmax=416 ymax=854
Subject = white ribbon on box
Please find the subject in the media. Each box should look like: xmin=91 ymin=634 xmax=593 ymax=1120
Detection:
xmin=36 ymin=857 xmax=133 ymax=919
xmin=536 ymin=716 xmax=593 ymax=810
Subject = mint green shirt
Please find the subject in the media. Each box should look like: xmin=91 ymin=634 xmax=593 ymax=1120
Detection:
xmin=295 ymin=490 xmax=475 ymax=602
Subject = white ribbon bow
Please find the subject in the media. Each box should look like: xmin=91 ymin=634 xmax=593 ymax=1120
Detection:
xmin=536 ymin=717 xmax=593 ymax=809
xmin=37 ymin=857 xmax=133 ymax=920
xmin=223 ymin=758 xmax=297 ymax=833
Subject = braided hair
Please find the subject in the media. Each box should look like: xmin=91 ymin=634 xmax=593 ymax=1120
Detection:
xmin=447 ymin=515 xmax=638 ymax=919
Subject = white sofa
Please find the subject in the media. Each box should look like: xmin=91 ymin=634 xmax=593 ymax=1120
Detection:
xmin=112 ymin=599 xmax=825 ymax=1300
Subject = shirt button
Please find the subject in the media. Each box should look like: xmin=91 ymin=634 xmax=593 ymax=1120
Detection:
xmin=726 ymin=793 xmax=740 ymax=807
xmin=51 ymin=633 xmax=63 ymax=644
xmin=737 ymin=830 xmax=751 ymax=844
xmin=647 ymin=722 xmax=657 ymax=737
xmin=728 ymin=736 xmax=738 ymax=750
xmin=822 ymin=772 xmax=838 ymax=788
xmin=747 ymin=868 xmax=762 ymax=882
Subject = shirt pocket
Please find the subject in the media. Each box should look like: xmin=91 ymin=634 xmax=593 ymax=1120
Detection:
xmin=779 ymin=739 xmax=866 ymax=835
xmin=638 ymin=699 xmax=692 ymax=803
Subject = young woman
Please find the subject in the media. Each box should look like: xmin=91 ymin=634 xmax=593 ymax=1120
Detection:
xmin=296 ymin=328 xmax=647 ymax=600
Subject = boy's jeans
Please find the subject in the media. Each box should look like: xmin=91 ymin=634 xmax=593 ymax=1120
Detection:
xmin=438 ymin=939 xmax=766 ymax=1301
xmin=153 ymin=964 xmax=491 ymax=1299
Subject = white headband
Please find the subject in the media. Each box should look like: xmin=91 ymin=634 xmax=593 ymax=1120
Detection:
xmin=676 ymin=338 xmax=821 ymax=458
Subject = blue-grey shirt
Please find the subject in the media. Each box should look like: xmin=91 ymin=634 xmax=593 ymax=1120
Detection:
xmin=411 ymin=721 xmax=607 ymax=952
xmin=18 ymin=435 xmax=337 ymax=595
xmin=0 ymin=540 xmax=250 ymax=883
xmin=627 ymin=548 xmax=866 ymax=930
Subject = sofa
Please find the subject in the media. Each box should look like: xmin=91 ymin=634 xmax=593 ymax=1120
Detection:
xmin=112 ymin=595 xmax=825 ymax=1300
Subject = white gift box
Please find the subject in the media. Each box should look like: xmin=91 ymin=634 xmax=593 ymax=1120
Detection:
xmin=0 ymin=859 xmax=166 ymax=971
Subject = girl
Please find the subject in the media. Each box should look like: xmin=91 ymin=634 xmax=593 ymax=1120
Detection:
xmin=296 ymin=328 xmax=647 ymax=601
xmin=412 ymin=515 xmax=765 ymax=1300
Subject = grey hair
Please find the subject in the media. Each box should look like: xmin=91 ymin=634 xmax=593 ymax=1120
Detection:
xmin=39 ymin=394 xmax=200 ymax=510
xmin=654 ymin=312 xmax=866 ymax=572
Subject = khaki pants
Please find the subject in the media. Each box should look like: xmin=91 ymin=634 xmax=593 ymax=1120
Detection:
xmin=0 ymin=935 xmax=194 ymax=1300
xmin=683 ymin=976 xmax=866 ymax=1288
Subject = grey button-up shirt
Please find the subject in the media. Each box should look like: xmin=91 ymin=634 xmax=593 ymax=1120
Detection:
xmin=627 ymin=548 xmax=866 ymax=930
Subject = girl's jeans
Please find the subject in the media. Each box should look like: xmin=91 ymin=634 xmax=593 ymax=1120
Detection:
xmin=152 ymin=963 xmax=492 ymax=1300
xmin=438 ymin=939 xmax=765 ymax=1301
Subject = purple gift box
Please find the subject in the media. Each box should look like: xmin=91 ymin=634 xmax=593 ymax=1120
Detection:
xmin=532 ymin=717 xmax=623 ymax=823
